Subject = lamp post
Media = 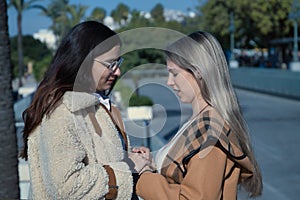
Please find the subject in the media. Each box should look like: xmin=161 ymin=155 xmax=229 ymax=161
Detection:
xmin=289 ymin=0 xmax=300 ymax=71
xmin=229 ymin=11 xmax=235 ymax=61
xmin=218 ymin=1 xmax=239 ymax=68
xmin=293 ymin=19 xmax=299 ymax=62
xmin=228 ymin=9 xmax=239 ymax=68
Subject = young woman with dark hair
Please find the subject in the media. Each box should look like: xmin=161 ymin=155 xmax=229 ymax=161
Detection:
xmin=20 ymin=21 xmax=149 ymax=200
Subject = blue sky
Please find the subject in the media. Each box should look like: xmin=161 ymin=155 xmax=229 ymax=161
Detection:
xmin=7 ymin=0 xmax=200 ymax=37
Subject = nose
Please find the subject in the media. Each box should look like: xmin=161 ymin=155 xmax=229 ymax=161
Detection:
xmin=167 ymin=74 xmax=174 ymax=86
xmin=113 ymin=67 xmax=121 ymax=77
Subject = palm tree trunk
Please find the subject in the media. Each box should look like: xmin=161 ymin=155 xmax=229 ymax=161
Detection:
xmin=0 ymin=0 xmax=20 ymax=199
xmin=17 ymin=12 xmax=24 ymax=87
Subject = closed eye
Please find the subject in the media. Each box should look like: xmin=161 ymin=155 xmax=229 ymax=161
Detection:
xmin=168 ymin=69 xmax=178 ymax=77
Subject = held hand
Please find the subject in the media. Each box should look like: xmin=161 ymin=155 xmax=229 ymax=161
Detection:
xmin=128 ymin=152 xmax=150 ymax=173
xmin=132 ymin=146 xmax=151 ymax=161
xmin=140 ymin=165 xmax=155 ymax=174
xmin=140 ymin=158 xmax=157 ymax=174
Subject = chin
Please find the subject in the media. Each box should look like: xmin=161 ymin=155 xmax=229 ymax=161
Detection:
xmin=178 ymin=96 xmax=186 ymax=103
xmin=179 ymin=97 xmax=192 ymax=104
xmin=97 ymin=84 xmax=111 ymax=90
xmin=180 ymin=100 xmax=189 ymax=103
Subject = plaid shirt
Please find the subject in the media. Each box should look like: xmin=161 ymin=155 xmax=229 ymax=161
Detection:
xmin=161 ymin=109 xmax=253 ymax=184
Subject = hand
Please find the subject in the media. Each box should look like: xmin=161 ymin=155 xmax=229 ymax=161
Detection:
xmin=139 ymin=159 xmax=157 ymax=174
xmin=132 ymin=146 xmax=151 ymax=161
xmin=140 ymin=165 xmax=155 ymax=174
xmin=128 ymin=152 xmax=150 ymax=173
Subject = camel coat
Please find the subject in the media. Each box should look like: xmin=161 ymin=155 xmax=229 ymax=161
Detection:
xmin=136 ymin=108 xmax=254 ymax=200
xmin=27 ymin=91 xmax=132 ymax=200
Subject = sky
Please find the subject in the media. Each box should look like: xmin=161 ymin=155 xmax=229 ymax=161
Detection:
xmin=7 ymin=0 xmax=200 ymax=37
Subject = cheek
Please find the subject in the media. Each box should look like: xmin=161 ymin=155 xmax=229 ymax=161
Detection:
xmin=97 ymin=72 xmax=109 ymax=85
xmin=183 ymin=77 xmax=198 ymax=99
xmin=92 ymin=66 xmax=105 ymax=79
xmin=92 ymin=67 xmax=108 ymax=88
xmin=175 ymin=74 xmax=191 ymax=89
xmin=92 ymin=69 xmax=99 ymax=86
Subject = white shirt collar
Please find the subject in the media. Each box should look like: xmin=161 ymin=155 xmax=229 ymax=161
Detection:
xmin=93 ymin=93 xmax=111 ymax=111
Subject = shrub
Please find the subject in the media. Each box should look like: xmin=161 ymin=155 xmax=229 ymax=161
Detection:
xmin=129 ymin=93 xmax=153 ymax=106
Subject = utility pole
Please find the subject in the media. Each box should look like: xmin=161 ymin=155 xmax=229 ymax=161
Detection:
xmin=229 ymin=11 xmax=235 ymax=61
xmin=293 ymin=19 xmax=298 ymax=62
xmin=289 ymin=0 xmax=300 ymax=71
xmin=218 ymin=1 xmax=239 ymax=68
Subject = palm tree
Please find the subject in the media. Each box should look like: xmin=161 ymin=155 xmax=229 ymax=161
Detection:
xmin=150 ymin=3 xmax=165 ymax=23
xmin=8 ymin=0 xmax=44 ymax=87
xmin=37 ymin=0 xmax=69 ymax=47
xmin=39 ymin=1 xmax=87 ymax=45
xmin=66 ymin=4 xmax=88 ymax=28
xmin=0 ymin=0 xmax=20 ymax=199
xmin=111 ymin=3 xmax=130 ymax=25
xmin=88 ymin=7 xmax=106 ymax=23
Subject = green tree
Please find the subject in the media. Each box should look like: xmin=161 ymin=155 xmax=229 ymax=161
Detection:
xmin=199 ymin=0 xmax=294 ymax=48
xmin=150 ymin=3 xmax=165 ymax=23
xmin=32 ymin=54 xmax=52 ymax=81
xmin=111 ymin=3 xmax=130 ymax=25
xmin=115 ymin=4 xmax=201 ymax=74
xmin=118 ymin=4 xmax=199 ymax=35
xmin=120 ymin=49 xmax=165 ymax=74
xmin=37 ymin=0 xmax=69 ymax=45
xmin=39 ymin=1 xmax=87 ymax=44
xmin=10 ymin=35 xmax=52 ymax=78
xmin=54 ymin=4 xmax=88 ymax=41
xmin=66 ymin=4 xmax=88 ymax=27
xmin=0 ymin=0 xmax=20 ymax=198
xmin=88 ymin=7 xmax=106 ymax=22
xmin=247 ymin=0 xmax=293 ymax=46
xmin=129 ymin=94 xmax=153 ymax=106
xmin=118 ymin=9 xmax=153 ymax=31
xmin=8 ymin=0 xmax=44 ymax=86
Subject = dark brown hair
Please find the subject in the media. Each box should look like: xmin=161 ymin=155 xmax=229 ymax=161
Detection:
xmin=20 ymin=21 xmax=121 ymax=160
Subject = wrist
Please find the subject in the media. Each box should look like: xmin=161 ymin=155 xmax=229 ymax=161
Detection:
xmin=123 ymin=157 xmax=137 ymax=173
xmin=139 ymin=168 xmax=156 ymax=175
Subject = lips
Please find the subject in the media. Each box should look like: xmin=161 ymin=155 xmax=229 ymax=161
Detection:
xmin=107 ymin=78 xmax=115 ymax=83
xmin=173 ymin=88 xmax=179 ymax=93
xmin=173 ymin=89 xmax=180 ymax=96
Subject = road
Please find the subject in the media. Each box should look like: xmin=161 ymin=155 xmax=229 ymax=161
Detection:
xmin=236 ymin=89 xmax=300 ymax=200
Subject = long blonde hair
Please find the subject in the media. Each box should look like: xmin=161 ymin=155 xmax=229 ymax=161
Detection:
xmin=165 ymin=31 xmax=262 ymax=197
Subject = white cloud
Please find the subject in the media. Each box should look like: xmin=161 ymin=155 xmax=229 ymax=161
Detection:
xmin=164 ymin=9 xmax=186 ymax=22
xmin=33 ymin=29 xmax=56 ymax=50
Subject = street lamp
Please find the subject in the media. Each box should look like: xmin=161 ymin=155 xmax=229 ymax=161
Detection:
xmin=289 ymin=0 xmax=300 ymax=71
xmin=229 ymin=11 xmax=235 ymax=61
xmin=218 ymin=1 xmax=239 ymax=68
xmin=229 ymin=10 xmax=239 ymax=68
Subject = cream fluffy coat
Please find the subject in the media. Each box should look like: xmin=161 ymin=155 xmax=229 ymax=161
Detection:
xmin=27 ymin=91 xmax=132 ymax=199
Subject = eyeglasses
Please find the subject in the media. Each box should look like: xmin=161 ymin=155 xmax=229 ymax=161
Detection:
xmin=94 ymin=57 xmax=124 ymax=72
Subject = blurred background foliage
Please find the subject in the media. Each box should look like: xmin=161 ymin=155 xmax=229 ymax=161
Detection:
xmin=9 ymin=0 xmax=299 ymax=82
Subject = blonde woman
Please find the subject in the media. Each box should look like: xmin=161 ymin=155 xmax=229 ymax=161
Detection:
xmin=136 ymin=31 xmax=263 ymax=199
